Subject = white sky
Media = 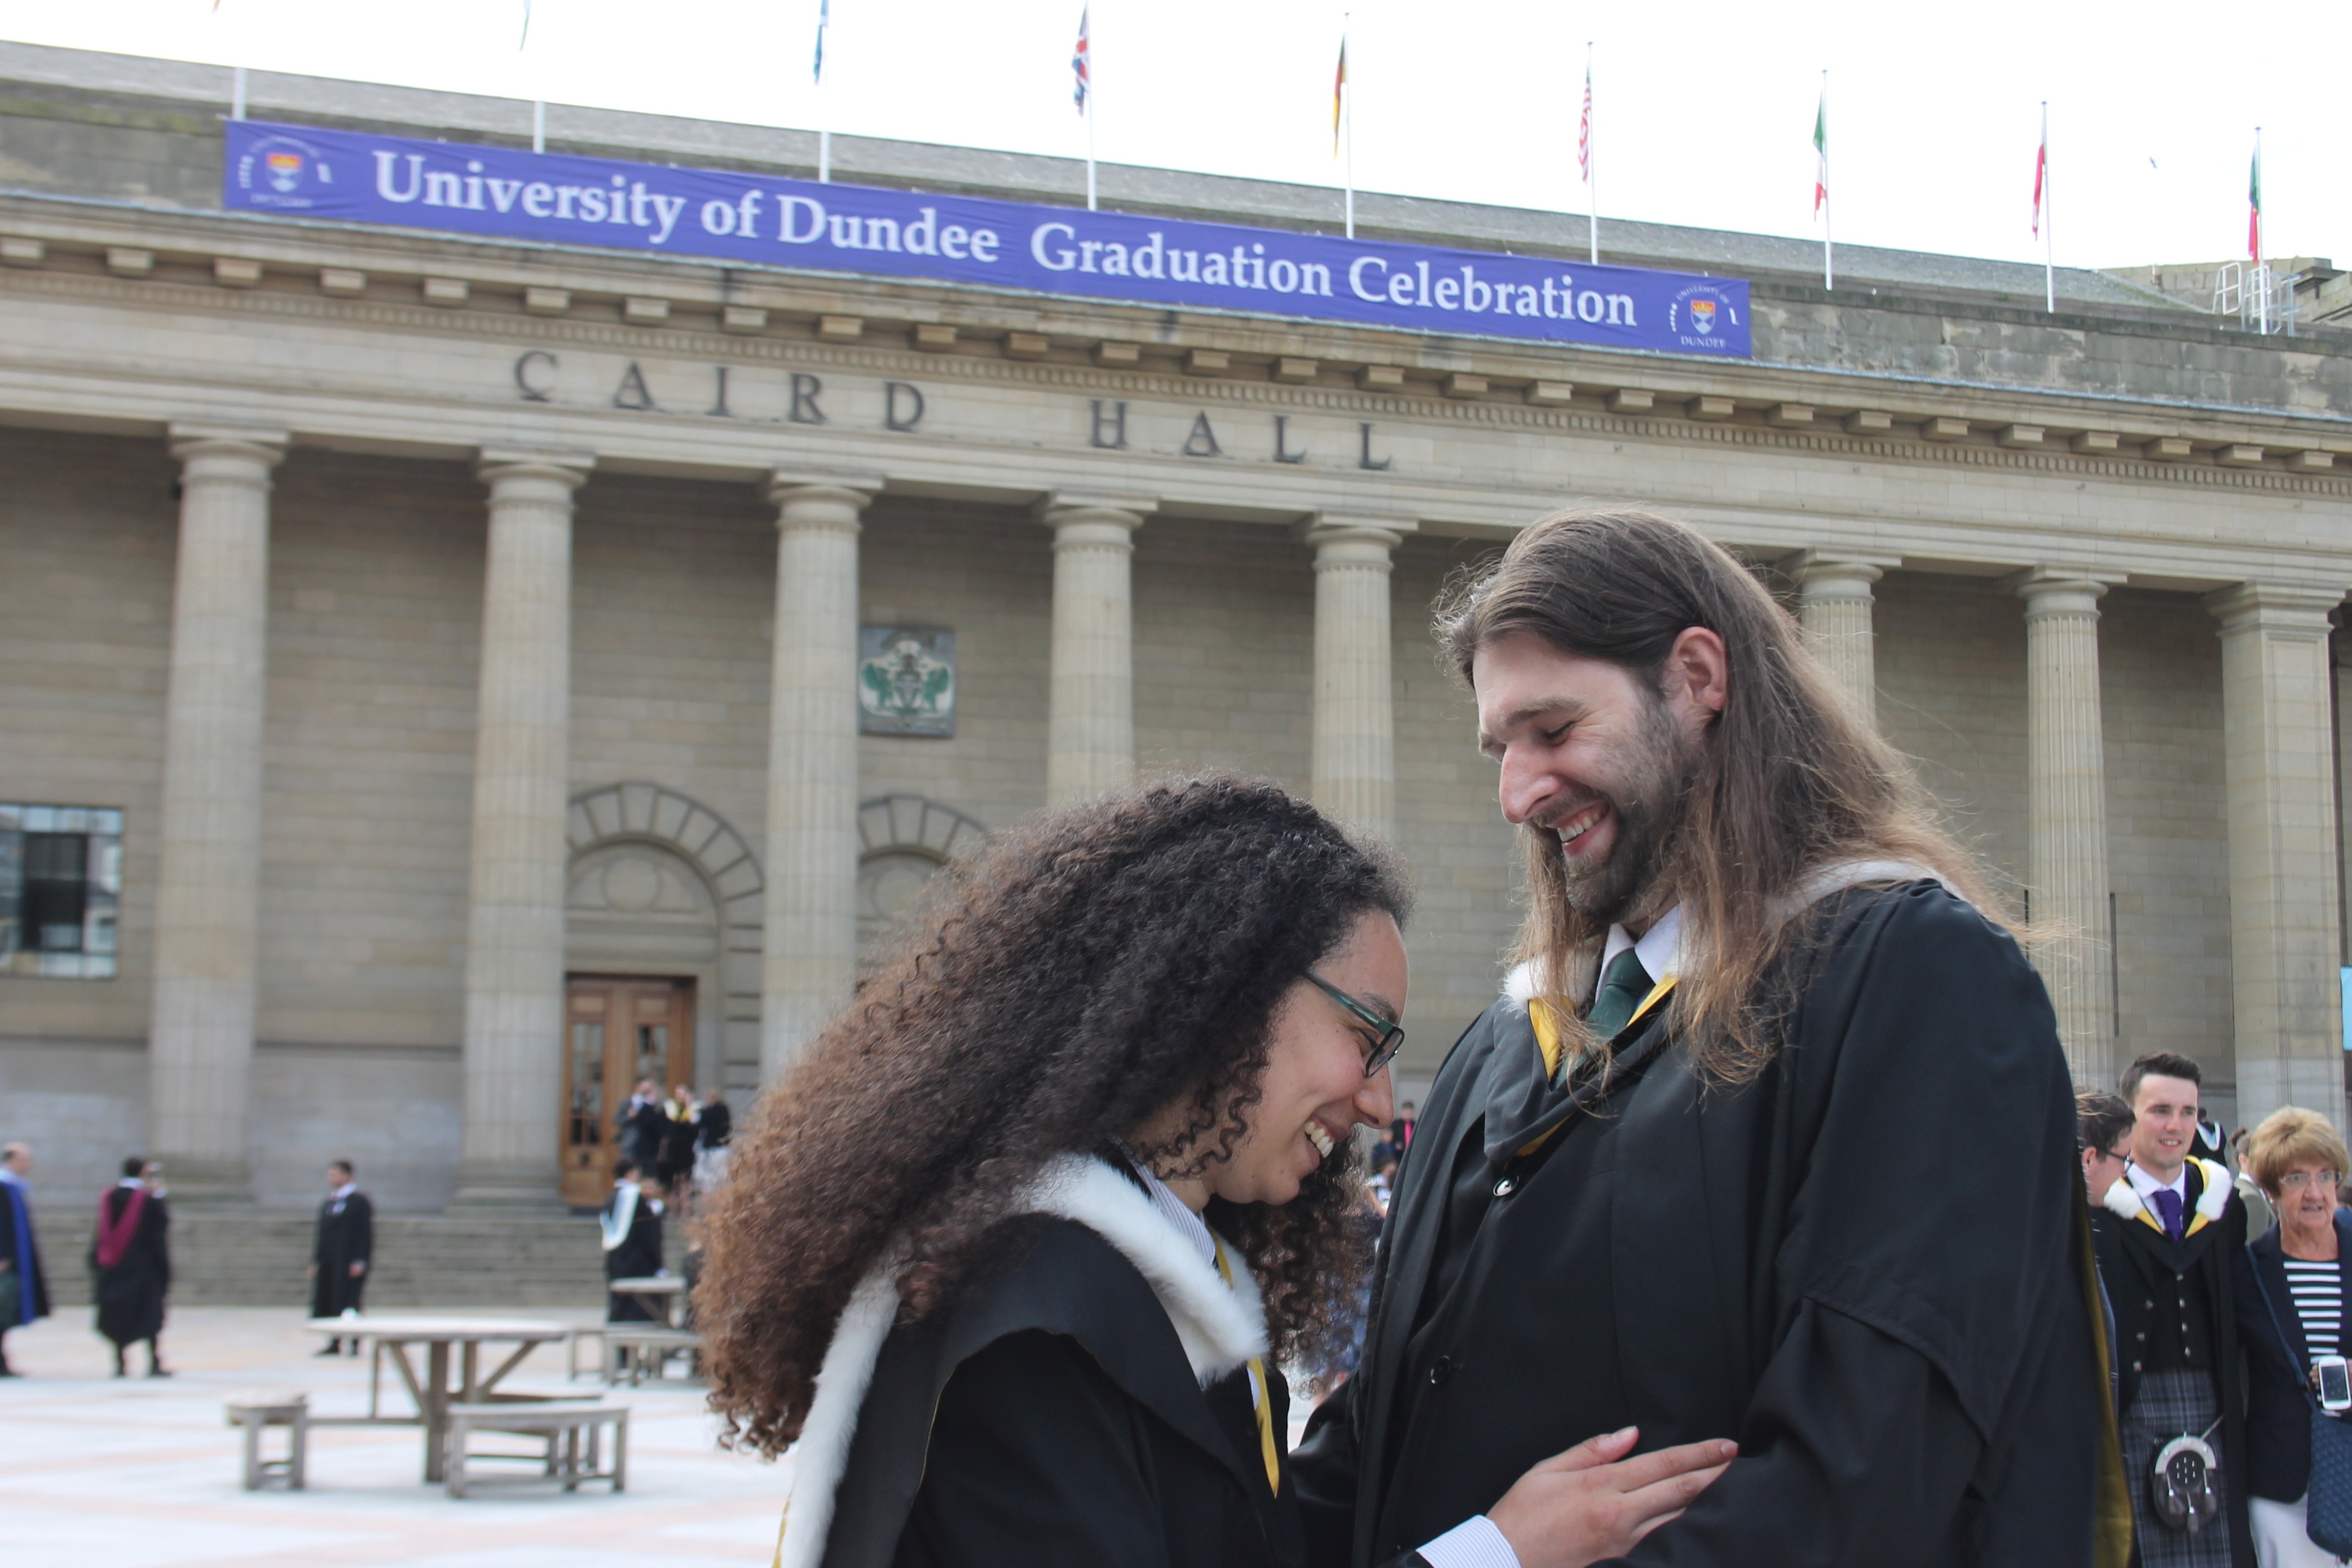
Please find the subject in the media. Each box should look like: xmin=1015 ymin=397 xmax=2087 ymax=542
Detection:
xmin=4 ymin=0 xmax=2345 ymax=274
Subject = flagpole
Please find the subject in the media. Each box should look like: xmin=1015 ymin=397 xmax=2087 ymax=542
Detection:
xmin=815 ymin=0 xmax=832 ymax=183
xmin=2042 ymin=102 xmax=2054 ymax=314
xmin=1083 ymin=9 xmax=1097 ymax=211
xmin=1585 ymin=42 xmax=1598 ymax=265
xmin=1342 ymin=15 xmax=1355 ymax=241
xmin=1821 ymin=70 xmax=1833 ymax=293
xmin=2253 ymin=126 xmax=2266 ymax=333
xmin=533 ymin=99 xmax=546 ymax=154
xmin=231 ymin=65 xmax=246 ymax=121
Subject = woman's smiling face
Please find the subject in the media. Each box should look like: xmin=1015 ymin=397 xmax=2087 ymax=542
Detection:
xmin=1148 ymin=908 xmax=1406 ymax=1210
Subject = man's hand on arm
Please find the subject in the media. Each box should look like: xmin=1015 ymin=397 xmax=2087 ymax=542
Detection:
xmin=1418 ymin=1429 xmax=1736 ymax=1568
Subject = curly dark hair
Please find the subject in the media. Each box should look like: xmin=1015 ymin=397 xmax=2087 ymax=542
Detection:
xmin=698 ymin=775 xmax=1412 ymax=1457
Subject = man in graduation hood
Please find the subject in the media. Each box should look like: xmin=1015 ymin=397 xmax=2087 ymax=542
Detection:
xmin=1291 ymin=509 xmax=2124 ymax=1568
xmin=2094 ymin=1053 xmax=2250 ymax=1566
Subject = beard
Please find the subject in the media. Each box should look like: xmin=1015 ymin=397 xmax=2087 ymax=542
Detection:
xmin=1543 ymin=695 xmax=1700 ymax=927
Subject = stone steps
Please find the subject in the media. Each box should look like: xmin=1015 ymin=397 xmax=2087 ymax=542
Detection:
xmin=35 ymin=1207 xmax=686 ymax=1308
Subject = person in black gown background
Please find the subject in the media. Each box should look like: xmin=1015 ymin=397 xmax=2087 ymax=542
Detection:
xmin=1290 ymin=510 xmax=2120 ymax=1568
xmin=309 ymin=1159 xmax=373 ymax=1354
xmin=601 ymin=1160 xmax=664 ymax=1320
xmin=91 ymin=1156 xmax=171 ymax=1379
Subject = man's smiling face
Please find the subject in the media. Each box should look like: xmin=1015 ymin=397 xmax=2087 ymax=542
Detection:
xmin=1471 ymin=630 xmax=1711 ymax=928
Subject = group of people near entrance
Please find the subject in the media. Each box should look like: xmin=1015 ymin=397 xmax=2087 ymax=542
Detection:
xmin=2081 ymin=1059 xmax=2352 ymax=1567
xmin=693 ymin=508 xmax=2144 ymax=1568
xmin=0 ymin=1149 xmax=380 ymax=1376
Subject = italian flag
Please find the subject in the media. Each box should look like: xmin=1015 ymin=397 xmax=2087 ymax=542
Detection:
xmin=2247 ymin=140 xmax=2262 ymax=260
xmin=1812 ymin=90 xmax=1828 ymax=214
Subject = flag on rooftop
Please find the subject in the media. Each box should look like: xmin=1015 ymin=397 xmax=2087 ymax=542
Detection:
xmin=813 ymin=0 xmax=830 ymax=86
xmin=1812 ymin=88 xmax=1828 ymax=215
xmin=1578 ymin=60 xmax=1593 ymax=183
xmin=2247 ymin=136 xmax=2263 ymax=260
xmin=1332 ymin=35 xmax=1348 ymax=157
xmin=2032 ymin=120 xmax=2048 ymax=238
xmin=1072 ymin=8 xmax=1090 ymax=115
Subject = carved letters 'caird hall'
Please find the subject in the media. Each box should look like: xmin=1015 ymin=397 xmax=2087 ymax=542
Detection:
xmin=4 ymin=41 xmax=2352 ymax=1217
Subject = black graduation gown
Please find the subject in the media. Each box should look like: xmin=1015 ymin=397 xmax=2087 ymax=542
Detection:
xmin=603 ymin=1191 xmax=664 ymax=1321
xmin=1291 ymin=880 xmax=2112 ymax=1568
xmin=0 ymin=1177 xmax=48 ymax=1326
xmin=656 ymin=1114 xmax=701 ymax=1187
xmin=700 ymin=1101 xmax=732 ymax=1150
xmin=310 ymin=1190 xmax=374 ymax=1318
xmin=822 ymin=1217 xmax=1302 ymax=1568
xmin=91 ymin=1187 xmax=170 ymax=1347
xmin=2092 ymin=1162 xmax=2251 ymax=1564
xmin=2234 ymin=1215 xmax=2352 ymax=1506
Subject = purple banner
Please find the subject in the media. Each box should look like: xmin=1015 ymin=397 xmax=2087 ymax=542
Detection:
xmin=225 ymin=118 xmax=1749 ymax=358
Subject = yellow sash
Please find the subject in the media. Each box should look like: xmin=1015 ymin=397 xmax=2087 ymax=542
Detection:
xmin=1531 ymin=974 xmax=1678 ymax=1081
xmin=1213 ymin=1238 xmax=1283 ymax=1496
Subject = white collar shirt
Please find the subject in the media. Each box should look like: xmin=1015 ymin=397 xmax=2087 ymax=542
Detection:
xmin=2128 ymin=1161 xmax=2189 ymax=1203
xmin=1593 ymin=905 xmax=1685 ymax=1005
xmin=1120 ymin=1151 xmax=1217 ymax=1270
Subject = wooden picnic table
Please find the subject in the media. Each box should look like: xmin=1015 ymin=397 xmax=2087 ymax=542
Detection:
xmin=607 ymin=1275 xmax=685 ymax=1328
xmin=305 ymin=1315 xmax=576 ymax=1482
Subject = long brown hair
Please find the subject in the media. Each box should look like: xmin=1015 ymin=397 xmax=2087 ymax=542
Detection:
xmin=698 ymin=775 xmax=1410 ymax=1457
xmin=1433 ymin=507 xmax=2004 ymax=1083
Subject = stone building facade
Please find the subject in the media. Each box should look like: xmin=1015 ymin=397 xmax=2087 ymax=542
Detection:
xmin=4 ymin=42 xmax=2351 ymax=1212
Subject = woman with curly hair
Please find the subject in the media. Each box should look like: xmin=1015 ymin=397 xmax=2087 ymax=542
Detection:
xmin=700 ymin=776 xmax=1728 ymax=1568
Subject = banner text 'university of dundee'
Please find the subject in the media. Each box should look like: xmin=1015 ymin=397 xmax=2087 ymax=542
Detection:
xmin=225 ymin=121 xmax=1750 ymax=359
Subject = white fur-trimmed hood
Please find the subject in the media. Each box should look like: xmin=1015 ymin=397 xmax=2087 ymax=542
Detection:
xmin=2104 ymin=1158 xmax=2233 ymax=1228
xmin=1501 ymin=858 xmax=1958 ymax=1012
xmin=772 ymin=1154 xmax=1269 ymax=1568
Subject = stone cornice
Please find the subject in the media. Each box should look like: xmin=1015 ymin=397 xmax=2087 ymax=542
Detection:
xmin=4 ymin=195 xmax=2349 ymax=454
xmin=4 ymin=261 xmax=2348 ymax=503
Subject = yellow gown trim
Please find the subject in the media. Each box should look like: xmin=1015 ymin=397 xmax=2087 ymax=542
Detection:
xmin=1214 ymin=1238 xmax=1283 ymax=1496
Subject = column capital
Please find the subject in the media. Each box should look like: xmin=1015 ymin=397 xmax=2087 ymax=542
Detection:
xmin=475 ymin=446 xmax=596 ymax=488
xmin=2007 ymin=565 xmax=2117 ymax=616
xmin=1038 ymin=491 xmax=1157 ymax=531
xmin=167 ymin=423 xmax=290 ymax=466
xmin=1784 ymin=548 xmax=1900 ymax=592
xmin=767 ymin=469 xmax=883 ymax=507
xmin=1300 ymin=512 xmax=1417 ymax=557
xmin=2205 ymin=581 xmax=2345 ymax=634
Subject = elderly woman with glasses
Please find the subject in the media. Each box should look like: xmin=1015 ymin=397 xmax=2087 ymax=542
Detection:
xmin=2234 ymin=1106 xmax=2352 ymax=1568
xmin=699 ymin=776 xmax=1729 ymax=1568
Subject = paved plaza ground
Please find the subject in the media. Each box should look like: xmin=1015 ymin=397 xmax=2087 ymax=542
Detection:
xmin=0 ymin=1306 xmax=791 ymax=1567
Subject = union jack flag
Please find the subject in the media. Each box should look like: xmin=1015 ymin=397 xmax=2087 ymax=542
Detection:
xmin=1072 ymin=7 xmax=1090 ymax=115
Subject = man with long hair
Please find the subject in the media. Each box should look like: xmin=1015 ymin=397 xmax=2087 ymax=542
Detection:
xmin=1292 ymin=510 xmax=2124 ymax=1567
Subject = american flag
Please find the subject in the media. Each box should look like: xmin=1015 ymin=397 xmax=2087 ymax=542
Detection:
xmin=1578 ymin=61 xmax=1593 ymax=182
xmin=1072 ymin=7 xmax=1090 ymax=115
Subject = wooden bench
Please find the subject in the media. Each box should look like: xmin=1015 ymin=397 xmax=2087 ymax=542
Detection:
xmin=224 ymin=1394 xmax=309 ymax=1490
xmin=441 ymin=1401 xmax=627 ymax=1498
xmin=603 ymin=1326 xmax=701 ymax=1386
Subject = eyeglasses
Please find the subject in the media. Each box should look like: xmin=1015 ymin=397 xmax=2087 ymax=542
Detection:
xmin=2279 ymin=1171 xmax=2343 ymax=1192
xmin=1305 ymin=971 xmax=1405 ymax=1079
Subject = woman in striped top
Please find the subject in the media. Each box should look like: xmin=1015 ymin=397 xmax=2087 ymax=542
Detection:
xmin=2235 ymin=1106 xmax=2352 ymax=1568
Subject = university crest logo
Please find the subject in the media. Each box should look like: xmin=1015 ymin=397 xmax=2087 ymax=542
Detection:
xmin=858 ymin=627 xmax=957 ymax=737
xmin=235 ymin=134 xmax=335 ymax=209
xmin=1670 ymin=284 xmax=1739 ymax=344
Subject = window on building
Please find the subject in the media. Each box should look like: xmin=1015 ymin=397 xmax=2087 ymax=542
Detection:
xmin=0 ymin=804 xmax=122 ymax=979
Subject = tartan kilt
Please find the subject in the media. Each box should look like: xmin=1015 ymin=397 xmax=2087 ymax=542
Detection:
xmin=2120 ymin=1368 xmax=2236 ymax=1568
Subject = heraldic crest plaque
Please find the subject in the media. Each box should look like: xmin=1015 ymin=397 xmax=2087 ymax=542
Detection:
xmin=858 ymin=627 xmax=956 ymax=737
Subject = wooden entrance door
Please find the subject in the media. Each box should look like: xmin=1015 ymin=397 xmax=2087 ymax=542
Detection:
xmin=563 ymin=976 xmax=695 ymax=1208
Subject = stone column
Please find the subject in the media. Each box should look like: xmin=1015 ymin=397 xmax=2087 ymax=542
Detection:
xmin=146 ymin=425 xmax=288 ymax=1202
xmin=453 ymin=449 xmax=593 ymax=1206
xmin=2015 ymin=569 xmax=2115 ymax=1087
xmin=1304 ymin=515 xmax=1414 ymax=842
xmin=759 ymin=473 xmax=881 ymax=1084
xmin=1787 ymin=550 xmax=1898 ymax=727
xmin=1040 ymin=493 xmax=1156 ymax=808
xmin=2208 ymin=583 xmax=2347 ymax=1132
